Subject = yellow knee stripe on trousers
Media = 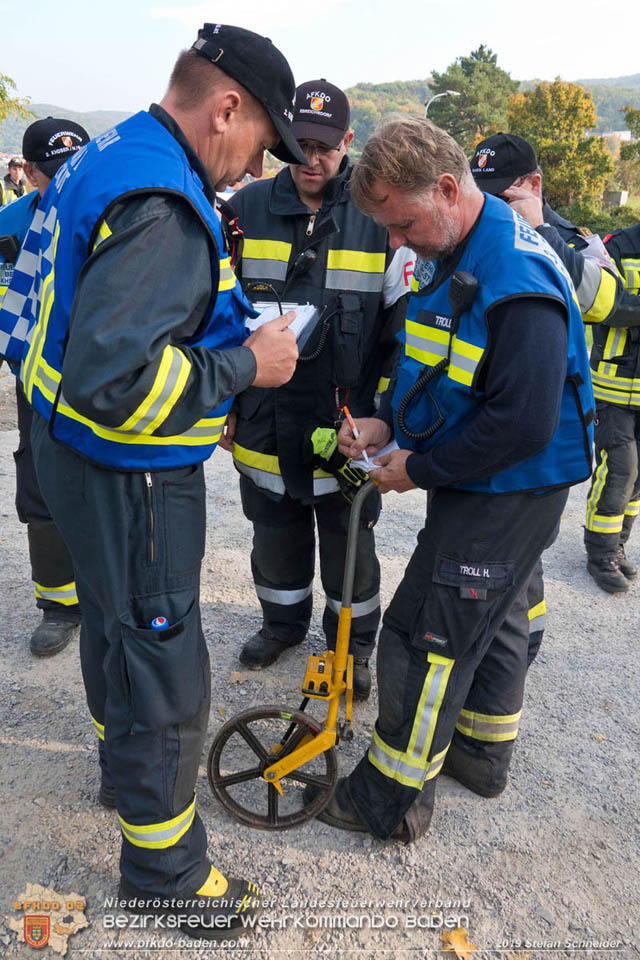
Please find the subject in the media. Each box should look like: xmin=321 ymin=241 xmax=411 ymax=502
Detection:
xmin=91 ymin=714 xmax=105 ymax=741
xmin=455 ymin=707 xmax=521 ymax=742
xmin=34 ymin=580 xmax=78 ymax=605
xmin=196 ymin=865 xmax=229 ymax=897
xmin=368 ymin=651 xmax=454 ymax=789
xmin=118 ymin=794 xmax=196 ymax=849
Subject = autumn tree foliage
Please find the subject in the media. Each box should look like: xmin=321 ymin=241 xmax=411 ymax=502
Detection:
xmin=427 ymin=46 xmax=518 ymax=153
xmin=508 ymin=78 xmax=612 ymax=207
xmin=0 ymin=72 xmax=32 ymax=125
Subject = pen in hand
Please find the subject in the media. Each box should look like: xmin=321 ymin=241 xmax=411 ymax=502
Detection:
xmin=343 ymin=405 xmax=371 ymax=466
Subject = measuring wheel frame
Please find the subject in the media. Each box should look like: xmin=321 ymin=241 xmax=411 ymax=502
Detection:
xmin=207 ymin=704 xmax=338 ymax=830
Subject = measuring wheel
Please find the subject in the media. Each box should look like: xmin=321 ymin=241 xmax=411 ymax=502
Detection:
xmin=207 ymin=704 xmax=338 ymax=830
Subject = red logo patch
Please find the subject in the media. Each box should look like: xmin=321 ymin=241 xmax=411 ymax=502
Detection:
xmin=477 ymin=154 xmax=488 ymax=169
xmin=61 ymin=136 xmax=73 ymax=148
xmin=24 ymin=916 xmax=50 ymax=949
xmin=310 ymin=97 xmax=324 ymax=111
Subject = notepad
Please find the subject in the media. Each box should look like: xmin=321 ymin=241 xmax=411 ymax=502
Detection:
xmin=246 ymin=301 xmax=320 ymax=344
xmin=352 ymin=440 xmax=399 ymax=472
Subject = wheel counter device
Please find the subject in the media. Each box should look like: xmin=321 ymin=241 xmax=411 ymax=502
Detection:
xmin=207 ymin=479 xmax=378 ymax=830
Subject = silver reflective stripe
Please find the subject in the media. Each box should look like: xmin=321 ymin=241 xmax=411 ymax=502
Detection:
xmin=325 ymin=593 xmax=380 ymax=618
xmin=35 ymin=584 xmax=77 ymax=602
xmin=313 ymin=476 xmax=340 ymax=496
xmin=369 ymin=737 xmax=424 ymax=786
xmin=412 ymin=662 xmax=447 ymax=758
xmin=119 ymin=802 xmax=195 ymax=847
xmin=576 ymin=257 xmax=601 ymax=313
xmin=405 ymin=329 xmax=448 ymax=360
xmin=124 ymin=349 xmax=186 ymax=435
xmin=242 ymin=259 xmax=288 ymax=282
xmin=450 ymin=346 xmax=479 ymax=376
xmin=255 ymin=583 xmax=313 ymax=606
xmin=528 ymin=612 xmax=546 ymax=633
xmin=326 ymin=269 xmax=384 ymax=293
xmin=234 ymin=460 xmax=286 ymax=495
xmin=181 ymin=421 xmax=224 ymax=439
xmin=607 ymin=328 xmax=625 ymax=359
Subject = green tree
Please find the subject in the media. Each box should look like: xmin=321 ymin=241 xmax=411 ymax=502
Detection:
xmin=619 ymin=105 xmax=640 ymax=170
xmin=508 ymin=78 xmax=613 ymax=207
xmin=426 ymin=46 xmax=518 ymax=152
xmin=0 ymin=72 xmax=32 ymax=125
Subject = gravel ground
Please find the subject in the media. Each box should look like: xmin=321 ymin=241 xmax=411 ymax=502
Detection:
xmin=0 ymin=365 xmax=638 ymax=959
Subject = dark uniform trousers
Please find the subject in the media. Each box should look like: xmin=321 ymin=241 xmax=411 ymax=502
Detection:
xmin=240 ymin=476 xmax=381 ymax=658
xmin=345 ymin=484 xmax=569 ymax=841
xmin=584 ymin=402 xmax=640 ymax=557
xmin=31 ymin=413 xmax=211 ymax=897
xmin=15 ymin=384 xmax=81 ymax=621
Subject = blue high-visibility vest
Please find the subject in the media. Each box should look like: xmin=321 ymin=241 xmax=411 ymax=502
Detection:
xmin=0 ymin=110 xmax=255 ymax=469
xmin=391 ymin=194 xmax=594 ymax=493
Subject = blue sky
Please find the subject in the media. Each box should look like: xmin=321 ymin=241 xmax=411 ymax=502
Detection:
xmin=3 ymin=0 xmax=635 ymax=113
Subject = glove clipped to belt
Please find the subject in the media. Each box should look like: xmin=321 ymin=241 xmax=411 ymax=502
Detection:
xmin=305 ymin=426 xmax=369 ymax=504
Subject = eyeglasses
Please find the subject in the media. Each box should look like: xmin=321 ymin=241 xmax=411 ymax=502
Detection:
xmin=298 ymin=140 xmax=341 ymax=158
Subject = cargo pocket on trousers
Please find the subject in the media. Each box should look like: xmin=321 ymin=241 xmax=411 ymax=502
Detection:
xmin=411 ymin=552 xmax=515 ymax=661
xmin=161 ymin=463 xmax=206 ymax=577
xmin=120 ymin=598 xmax=206 ymax=733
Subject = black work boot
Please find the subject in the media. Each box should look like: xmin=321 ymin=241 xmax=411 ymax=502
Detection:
xmin=440 ymin=743 xmax=508 ymax=798
xmin=586 ymin=555 xmax=630 ymax=594
xmin=616 ymin=544 xmax=638 ymax=580
xmin=303 ymin=778 xmax=411 ymax=841
xmin=117 ymin=873 xmax=261 ymax=942
xmin=239 ymin=628 xmax=303 ymax=669
xmin=353 ymin=658 xmax=372 ymax=702
xmin=30 ymin=612 xmax=79 ymax=657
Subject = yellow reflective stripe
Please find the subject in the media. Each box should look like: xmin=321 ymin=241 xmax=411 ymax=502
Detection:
xmin=242 ymin=238 xmax=291 ymax=262
xmin=377 ymin=376 xmax=390 ymax=394
xmin=92 ymin=219 xmax=112 ymax=252
xmin=592 ymin=385 xmax=640 ymax=406
xmin=405 ymin=319 xmax=449 ymax=365
xmin=32 ymin=359 xmax=225 ymax=446
xmin=218 ymin=256 xmax=236 ymax=292
xmin=368 ymin=651 xmax=454 ymax=788
xmin=592 ymin=368 xmax=640 ymax=390
xmin=448 ymin=336 xmax=484 ymax=387
xmin=34 ymin=580 xmax=78 ymax=605
xmin=583 ymin=268 xmax=617 ymax=324
xmin=326 ymin=249 xmax=386 ymax=273
xmin=91 ymin=715 xmax=105 ymax=741
xmin=456 ymin=707 xmax=521 ymax=742
xmin=625 ymin=499 xmax=640 ymax=517
xmin=621 ymin=257 xmax=640 ymax=294
xmin=232 ymin=442 xmax=332 ymax=480
xmin=528 ymin=599 xmax=546 ymax=622
xmin=23 ymin=221 xmax=60 ymax=402
xmin=602 ymin=327 xmax=628 ymax=362
xmin=424 ymin=745 xmax=449 ymax=781
xmin=119 ymin=795 xmax=196 ymax=849
xmin=117 ymin=346 xmax=191 ymax=436
xmin=586 ymin=512 xmax=625 ymax=533
xmin=586 ymin=450 xmax=609 ymax=531
xmin=410 ymin=276 xmax=419 ymax=293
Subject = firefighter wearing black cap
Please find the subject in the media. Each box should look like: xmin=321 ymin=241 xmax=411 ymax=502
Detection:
xmin=302 ymin=116 xmax=594 ymax=841
xmin=471 ymin=133 xmax=640 ymax=595
xmin=0 ymin=24 xmax=304 ymax=940
xmin=0 ymin=118 xmax=90 ymax=656
xmin=225 ymin=80 xmax=413 ymax=699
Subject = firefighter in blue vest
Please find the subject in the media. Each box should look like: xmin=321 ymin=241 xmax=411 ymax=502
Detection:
xmin=0 ymin=118 xmax=90 ymax=656
xmin=0 ymin=24 xmax=304 ymax=939
xmin=224 ymin=80 xmax=413 ymax=699
xmin=303 ymin=116 xmax=594 ymax=841
xmin=471 ymin=134 xmax=640 ymax=596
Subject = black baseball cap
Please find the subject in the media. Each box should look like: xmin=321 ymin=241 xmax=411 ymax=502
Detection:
xmin=292 ymin=79 xmax=350 ymax=148
xmin=471 ymin=132 xmax=538 ymax=195
xmin=192 ymin=23 xmax=307 ymax=165
xmin=22 ymin=117 xmax=90 ymax=178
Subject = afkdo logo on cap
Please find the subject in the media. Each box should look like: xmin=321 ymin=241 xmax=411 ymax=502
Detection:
xmin=477 ymin=154 xmax=488 ymax=169
xmin=310 ymin=97 xmax=324 ymax=111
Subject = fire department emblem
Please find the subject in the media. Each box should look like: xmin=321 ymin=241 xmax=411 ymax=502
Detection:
xmin=61 ymin=136 xmax=73 ymax=148
xmin=310 ymin=97 xmax=324 ymax=111
xmin=477 ymin=153 xmax=488 ymax=169
xmin=24 ymin=916 xmax=50 ymax=949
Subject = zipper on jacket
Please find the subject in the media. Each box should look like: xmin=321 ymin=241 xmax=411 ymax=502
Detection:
xmin=145 ymin=472 xmax=155 ymax=563
xmin=306 ymin=214 xmax=316 ymax=237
